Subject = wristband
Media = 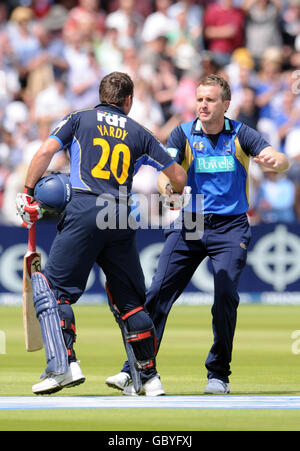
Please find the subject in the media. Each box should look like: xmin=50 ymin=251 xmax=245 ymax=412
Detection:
xmin=24 ymin=186 xmax=34 ymax=197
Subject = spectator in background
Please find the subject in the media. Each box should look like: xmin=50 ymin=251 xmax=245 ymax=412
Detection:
xmin=282 ymin=0 xmax=300 ymax=49
xmin=33 ymin=72 xmax=72 ymax=129
xmin=166 ymin=3 xmax=202 ymax=79
xmin=290 ymin=32 xmax=300 ymax=68
xmin=0 ymin=1 xmax=9 ymax=31
xmin=129 ymin=77 xmax=165 ymax=133
xmin=273 ymin=88 xmax=300 ymax=154
xmin=171 ymin=67 xmax=201 ymax=122
xmin=118 ymin=46 xmax=142 ymax=81
xmin=94 ymin=26 xmax=123 ymax=73
xmin=226 ymin=47 xmax=255 ymax=88
xmin=203 ymin=0 xmax=245 ymax=67
xmin=0 ymin=31 xmax=21 ymax=117
xmin=235 ymin=86 xmax=260 ymax=129
xmin=168 ymin=0 xmax=204 ymax=51
xmin=31 ymin=0 xmax=52 ymax=19
xmin=2 ymin=100 xmax=30 ymax=169
xmin=141 ymin=0 xmax=178 ymax=44
xmin=119 ymin=44 xmax=154 ymax=83
xmin=105 ymin=0 xmax=144 ymax=49
xmin=63 ymin=26 xmax=103 ymax=110
xmin=0 ymin=120 xmax=20 ymax=170
xmin=201 ymin=51 xmax=221 ymax=77
xmin=255 ymin=47 xmax=284 ymax=119
xmin=254 ymin=46 xmax=284 ymax=149
xmin=7 ymin=6 xmax=41 ymax=87
xmin=225 ymin=47 xmax=256 ymax=118
xmin=140 ymin=34 xmax=169 ymax=70
xmin=151 ymin=55 xmax=179 ymax=122
xmin=25 ymin=19 xmax=69 ymax=102
xmin=242 ymin=0 xmax=283 ymax=66
xmin=255 ymin=171 xmax=296 ymax=224
xmin=63 ymin=0 xmax=106 ymax=42
xmin=41 ymin=4 xmax=69 ymax=79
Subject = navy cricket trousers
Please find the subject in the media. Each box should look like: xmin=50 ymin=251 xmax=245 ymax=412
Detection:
xmin=43 ymin=191 xmax=157 ymax=379
xmin=44 ymin=191 xmax=146 ymax=310
xmin=123 ymin=213 xmax=251 ymax=382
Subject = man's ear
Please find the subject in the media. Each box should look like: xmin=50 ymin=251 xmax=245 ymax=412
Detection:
xmin=224 ymin=100 xmax=230 ymax=112
xmin=124 ymin=94 xmax=133 ymax=113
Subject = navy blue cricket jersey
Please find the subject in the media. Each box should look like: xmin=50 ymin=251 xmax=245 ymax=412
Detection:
xmin=166 ymin=117 xmax=270 ymax=215
xmin=49 ymin=104 xmax=174 ymax=197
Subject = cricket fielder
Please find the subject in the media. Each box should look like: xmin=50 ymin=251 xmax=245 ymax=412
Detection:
xmin=16 ymin=72 xmax=187 ymax=395
xmin=106 ymin=74 xmax=290 ymax=395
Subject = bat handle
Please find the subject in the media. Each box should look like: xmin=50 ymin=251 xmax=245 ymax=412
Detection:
xmin=28 ymin=224 xmax=36 ymax=253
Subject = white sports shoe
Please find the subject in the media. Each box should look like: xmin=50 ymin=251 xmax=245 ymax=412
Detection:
xmin=32 ymin=361 xmax=85 ymax=395
xmin=204 ymin=378 xmax=230 ymax=394
xmin=105 ymin=372 xmax=131 ymax=391
xmin=123 ymin=374 xmax=165 ymax=397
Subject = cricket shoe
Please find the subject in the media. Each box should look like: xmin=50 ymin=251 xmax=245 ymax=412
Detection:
xmin=204 ymin=378 xmax=230 ymax=394
xmin=123 ymin=374 xmax=165 ymax=397
xmin=105 ymin=371 xmax=131 ymax=391
xmin=32 ymin=361 xmax=86 ymax=395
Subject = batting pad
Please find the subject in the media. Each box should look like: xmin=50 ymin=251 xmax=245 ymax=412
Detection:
xmin=32 ymin=273 xmax=68 ymax=376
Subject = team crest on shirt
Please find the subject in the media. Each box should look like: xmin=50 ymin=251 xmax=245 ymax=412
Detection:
xmin=224 ymin=140 xmax=232 ymax=152
xmin=193 ymin=141 xmax=205 ymax=151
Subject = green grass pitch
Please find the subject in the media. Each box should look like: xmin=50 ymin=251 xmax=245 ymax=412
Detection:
xmin=0 ymin=304 xmax=300 ymax=431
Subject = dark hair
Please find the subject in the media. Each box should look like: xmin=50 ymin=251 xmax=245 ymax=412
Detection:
xmin=99 ymin=72 xmax=134 ymax=107
xmin=198 ymin=74 xmax=231 ymax=101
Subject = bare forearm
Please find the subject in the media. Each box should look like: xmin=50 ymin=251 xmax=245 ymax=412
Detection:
xmin=205 ymin=24 xmax=236 ymax=39
xmin=274 ymin=152 xmax=290 ymax=172
xmin=158 ymin=163 xmax=187 ymax=194
xmin=253 ymin=146 xmax=290 ymax=173
xmin=25 ymin=138 xmax=60 ymax=188
xmin=157 ymin=172 xmax=170 ymax=195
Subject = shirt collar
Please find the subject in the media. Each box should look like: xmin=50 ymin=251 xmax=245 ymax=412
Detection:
xmin=95 ymin=103 xmax=126 ymax=115
xmin=191 ymin=117 xmax=234 ymax=135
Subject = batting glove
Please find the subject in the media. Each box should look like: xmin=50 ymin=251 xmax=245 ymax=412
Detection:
xmin=163 ymin=185 xmax=192 ymax=210
xmin=16 ymin=188 xmax=43 ymax=229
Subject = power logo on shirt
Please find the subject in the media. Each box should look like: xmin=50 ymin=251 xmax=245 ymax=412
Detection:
xmin=195 ymin=155 xmax=235 ymax=173
xmin=97 ymin=111 xmax=128 ymax=141
xmin=97 ymin=111 xmax=127 ymax=128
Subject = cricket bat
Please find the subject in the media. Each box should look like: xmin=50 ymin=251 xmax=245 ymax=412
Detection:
xmin=22 ymin=224 xmax=43 ymax=352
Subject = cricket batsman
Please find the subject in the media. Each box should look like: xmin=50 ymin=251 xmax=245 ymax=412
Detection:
xmin=16 ymin=72 xmax=187 ymax=396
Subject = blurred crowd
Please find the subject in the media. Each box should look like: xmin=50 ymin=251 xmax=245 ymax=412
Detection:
xmin=0 ymin=0 xmax=299 ymax=226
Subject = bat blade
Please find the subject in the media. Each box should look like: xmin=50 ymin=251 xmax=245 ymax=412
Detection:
xmin=22 ymin=227 xmax=43 ymax=352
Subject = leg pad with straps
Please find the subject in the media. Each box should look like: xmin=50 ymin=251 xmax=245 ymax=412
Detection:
xmin=57 ymin=299 xmax=77 ymax=363
xmin=106 ymin=283 xmax=158 ymax=393
xmin=125 ymin=325 xmax=156 ymax=371
xmin=32 ymin=272 xmax=68 ymax=376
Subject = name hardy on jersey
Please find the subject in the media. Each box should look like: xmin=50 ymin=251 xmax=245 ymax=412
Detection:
xmin=97 ymin=110 xmax=128 ymax=141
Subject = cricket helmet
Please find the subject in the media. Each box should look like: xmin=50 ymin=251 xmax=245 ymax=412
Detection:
xmin=34 ymin=173 xmax=72 ymax=213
